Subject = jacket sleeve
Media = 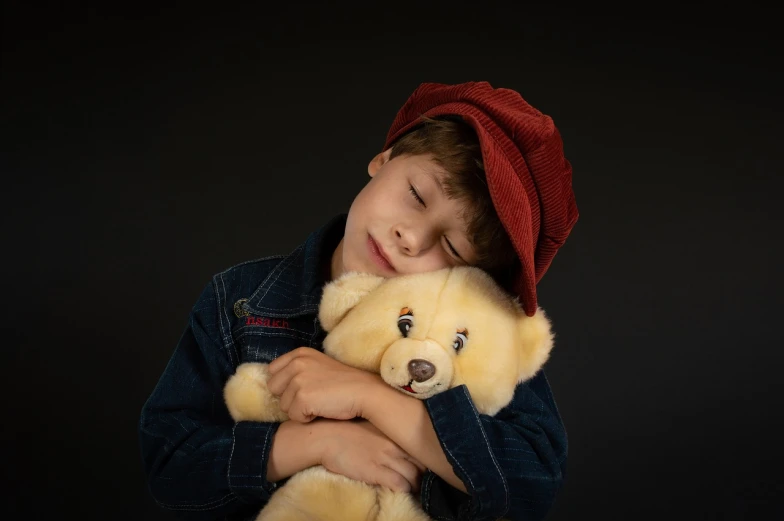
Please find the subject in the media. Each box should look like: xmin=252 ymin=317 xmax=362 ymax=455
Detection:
xmin=422 ymin=371 xmax=568 ymax=521
xmin=138 ymin=281 xmax=279 ymax=520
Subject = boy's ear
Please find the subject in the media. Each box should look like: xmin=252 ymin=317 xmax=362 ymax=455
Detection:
xmin=318 ymin=272 xmax=386 ymax=331
xmin=368 ymin=148 xmax=393 ymax=178
xmin=516 ymin=307 xmax=555 ymax=383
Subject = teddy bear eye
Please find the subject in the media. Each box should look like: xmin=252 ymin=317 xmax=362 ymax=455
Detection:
xmin=398 ymin=308 xmax=414 ymax=337
xmin=453 ymin=331 xmax=468 ymax=352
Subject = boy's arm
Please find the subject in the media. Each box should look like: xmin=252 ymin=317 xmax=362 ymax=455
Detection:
xmin=138 ymin=281 xmax=316 ymax=519
xmin=139 ymin=280 xmax=418 ymax=520
xmin=363 ymin=371 xmax=567 ymax=521
xmin=266 ymin=345 xmax=566 ymax=519
xmin=362 ymin=384 xmax=466 ymax=492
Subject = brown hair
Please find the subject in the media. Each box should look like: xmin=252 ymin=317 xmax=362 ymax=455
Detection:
xmin=388 ymin=115 xmax=519 ymax=289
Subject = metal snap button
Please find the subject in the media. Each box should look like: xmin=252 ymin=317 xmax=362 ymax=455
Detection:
xmin=233 ymin=298 xmax=250 ymax=318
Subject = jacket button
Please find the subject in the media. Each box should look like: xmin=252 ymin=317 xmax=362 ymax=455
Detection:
xmin=233 ymin=298 xmax=250 ymax=318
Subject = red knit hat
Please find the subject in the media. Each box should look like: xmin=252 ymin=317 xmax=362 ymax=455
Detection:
xmin=383 ymin=81 xmax=579 ymax=316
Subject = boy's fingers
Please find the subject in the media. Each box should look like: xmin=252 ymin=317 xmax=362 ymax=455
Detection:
xmin=382 ymin=458 xmax=421 ymax=493
xmin=266 ymin=364 xmax=298 ymax=396
xmin=278 ymin=386 xmax=297 ymax=416
xmin=268 ymin=347 xmax=312 ymax=374
xmin=405 ymin=456 xmax=427 ymax=473
xmin=279 ymin=391 xmax=314 ymax=424
xmin=267 ymin=353 xmax=292 ymax=374
xmin=376 ymin=466 xmax=411 ymax=493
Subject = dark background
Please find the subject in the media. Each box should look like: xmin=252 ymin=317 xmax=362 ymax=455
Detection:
xmin=3 ymin=2 xmax=782 ymax=520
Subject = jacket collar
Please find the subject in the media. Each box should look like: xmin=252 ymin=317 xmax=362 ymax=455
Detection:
xmin=244 ymin=214 xmax=346 ymax=318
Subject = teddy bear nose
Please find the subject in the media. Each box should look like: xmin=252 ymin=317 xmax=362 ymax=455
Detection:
xmin=408 ymin=359 xmax=435 ymax=382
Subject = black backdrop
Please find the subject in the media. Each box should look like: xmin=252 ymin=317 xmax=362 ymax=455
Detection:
xmin=3 ymin=3 xmax=782 ymax=520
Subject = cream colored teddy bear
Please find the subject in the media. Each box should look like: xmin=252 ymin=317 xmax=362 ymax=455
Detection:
xmin=224 ymin=266 xmax=555 ymax=521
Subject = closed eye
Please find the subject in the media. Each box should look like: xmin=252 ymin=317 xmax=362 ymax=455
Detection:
xmin=444 ymin=237 xmax=463 ymax=261
xmin=409 ymin=185 xmax=426 ymax=207
xmin=410 ymin=183 xmax=465 ymax=262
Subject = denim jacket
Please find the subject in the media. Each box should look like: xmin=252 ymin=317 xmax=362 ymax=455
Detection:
xmin=139 ymin=214 xmax=568 ymax=521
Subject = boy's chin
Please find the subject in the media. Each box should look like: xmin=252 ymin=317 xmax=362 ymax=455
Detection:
xmin=339 ymin=257 xmax=377 ymax=279
xmin=355 ymin=264 xmax=389 ymax=279
xmin=352 ymin=263 xmax=393 ymax=280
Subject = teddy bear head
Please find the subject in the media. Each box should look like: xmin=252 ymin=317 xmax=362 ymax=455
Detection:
xmin=318 ymin=266 xmax=554 ymax=416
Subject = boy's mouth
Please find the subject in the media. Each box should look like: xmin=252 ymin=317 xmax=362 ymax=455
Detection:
xmin=368 ymin=235 xmax=396 ymax=273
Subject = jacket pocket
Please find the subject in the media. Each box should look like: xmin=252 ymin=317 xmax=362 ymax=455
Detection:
xmin=233 ymin=315 xmax=316 ymax=364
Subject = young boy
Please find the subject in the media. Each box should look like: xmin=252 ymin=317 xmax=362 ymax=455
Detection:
xmin=139 ymin=81 xmax=579 ymax=521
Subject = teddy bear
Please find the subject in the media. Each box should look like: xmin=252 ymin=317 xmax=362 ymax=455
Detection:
xmin=223 ymin=266 xmax=555 ymax=521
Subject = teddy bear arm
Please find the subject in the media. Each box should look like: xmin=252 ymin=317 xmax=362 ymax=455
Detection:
xmin=223 ymin=362 xmax=289 ymax=423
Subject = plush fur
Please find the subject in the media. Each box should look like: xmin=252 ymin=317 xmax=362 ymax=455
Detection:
xmin=223 ymin=266 xmax=555 ymax=521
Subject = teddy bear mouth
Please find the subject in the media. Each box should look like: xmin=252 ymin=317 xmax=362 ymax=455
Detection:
xmin=401 ymin=381 xmax=417 ymax=394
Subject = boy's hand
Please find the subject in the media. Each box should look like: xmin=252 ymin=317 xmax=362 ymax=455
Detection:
xmin=317 ymin=418 xmax=425 ymax=493
xmin=267 ymin=347 xmax=383 ymax=423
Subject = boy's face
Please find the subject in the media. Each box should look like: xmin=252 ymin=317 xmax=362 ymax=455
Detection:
xmin=333 ymin=150 xmax=478 ymax=280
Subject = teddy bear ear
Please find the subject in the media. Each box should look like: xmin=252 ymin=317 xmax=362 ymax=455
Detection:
xmin=318 ymin=271 xmax=386 ymax=331
xmin=516 ymin=306 xmax=555 ymax=383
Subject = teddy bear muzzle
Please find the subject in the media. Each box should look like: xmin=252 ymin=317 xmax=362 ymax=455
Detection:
xmin=379 ymin=338 xmax=454 ymax=400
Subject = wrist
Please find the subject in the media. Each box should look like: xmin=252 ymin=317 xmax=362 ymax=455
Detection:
xmin=359 ymin=376 xmax=401 ymax=422
xmin=311 ymin=418 xmax=342 ymax=467
xmin=268 ymin=420 xmax=325 ymax=481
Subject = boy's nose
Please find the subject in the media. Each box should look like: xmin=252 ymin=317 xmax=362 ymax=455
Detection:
xmin=394 ymin=227 xmax=428 ymax=256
